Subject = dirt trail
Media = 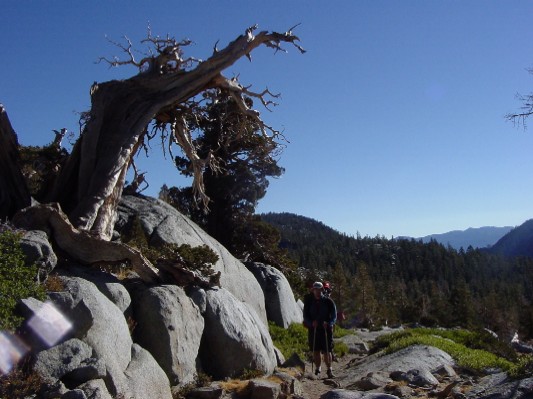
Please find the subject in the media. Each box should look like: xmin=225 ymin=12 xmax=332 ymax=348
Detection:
xmin=299 ymin=353 xmax=364 ymax=399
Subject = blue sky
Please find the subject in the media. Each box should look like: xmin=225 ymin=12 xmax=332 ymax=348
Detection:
xmin=2 ymin=1 xmax=533 ymax=238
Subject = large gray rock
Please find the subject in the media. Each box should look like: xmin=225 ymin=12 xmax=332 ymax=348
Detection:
xmin=19 ymin=229 xmax=57 ymax=280
xmin=46 ymin=277 xmax=131 ymax=397
xmin=116 ymin=195 xmax=268 ymax=325
xmin=33 ymin=338 xmax=100 ymax=382
xmin=466 ymin=373 xmax=533 ymax=399
xmin=340 ymin=345 xmax=454 ymax=390
xmin=132 ymin=285 xmax=204 ymax=385
xmin=200 ymin=288 xmax=277 ymax=379
xmin=245 ymin=262 xmax=303 ymax=328
xmin=59 ymin=277 xmax=133 ymax=374
xmin=54 ymin=277 xmax=171 ymax=398
xmin=59 ymin=266 xmax=132 ymax=315
xmin=249 ymin=378 xmax=281 ymax=399
xmin=123 ymin=344 xmax=172 ymax=399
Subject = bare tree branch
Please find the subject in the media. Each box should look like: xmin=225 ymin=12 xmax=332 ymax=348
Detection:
xmin=506 ymin=92 xmax=533 ymax=129
xmin=506 ymin=68 xmax=533 ymax=129
xmin=50 ymin=25 xmax=304 ymax=239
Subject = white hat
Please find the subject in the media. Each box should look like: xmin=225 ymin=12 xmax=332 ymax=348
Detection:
xmin=312 ymin=281 xmax=323 ymax=289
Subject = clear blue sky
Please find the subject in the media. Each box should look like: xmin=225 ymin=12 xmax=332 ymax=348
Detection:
xmin=2 ymin=1 xmax=533 ymax=238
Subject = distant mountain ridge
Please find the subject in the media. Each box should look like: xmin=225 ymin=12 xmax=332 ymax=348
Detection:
xmin=262 ymin=211 xmax=533 ymax=259
xmin=414 ymin=226 xmax=514 ymax=250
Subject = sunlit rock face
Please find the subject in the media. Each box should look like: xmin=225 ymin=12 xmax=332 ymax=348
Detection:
xmin=116 ymin=194 xmax=269 ymax=325
xmin=245 ymin=262 xmax=303 ymax=328
xmin=199 ymin=287 xmax=277 ymax=379
xmin=131 ymin=284 xmax=204 ymax=385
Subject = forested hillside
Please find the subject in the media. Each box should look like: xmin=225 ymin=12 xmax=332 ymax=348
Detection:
xmin=261 ymin=212 xmax=533 ymax=340
xmin=489 ymin=219 xmax=533 ymax=258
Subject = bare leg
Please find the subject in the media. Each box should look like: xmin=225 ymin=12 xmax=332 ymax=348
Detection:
xmin=313 ymin=351 xmax=322 ymax=371
xmin=324 ymin=351 xmax=332 ymax=368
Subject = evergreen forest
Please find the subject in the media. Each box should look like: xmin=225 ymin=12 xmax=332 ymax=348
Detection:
xmin=261 ymin=212 xmax=533 ymax=341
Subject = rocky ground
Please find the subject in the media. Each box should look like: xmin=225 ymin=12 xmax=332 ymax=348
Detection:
xmin=286 ymin=328 xmax=533 ymax=399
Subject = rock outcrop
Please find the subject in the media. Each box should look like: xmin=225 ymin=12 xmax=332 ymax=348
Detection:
xmin=20 ymin=276 xmax=172 ymax=398
xmin=10 ymin=194 xmax=310 ymax=396
xmin=116 ymin=195 xmax=269 ymax=325
xmin=132 ymin=284 xmax=204 ymax=385
xmin=245 ymin=262 xmax=303 ymax=328
xmin=340 ymin=345 xmax=455 ymax=391
xmin=199 ymin=287 xmax=277 ymax=379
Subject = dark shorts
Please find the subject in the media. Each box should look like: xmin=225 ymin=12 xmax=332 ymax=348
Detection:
xmin=308 ymin=326 xmax=334 ymax=352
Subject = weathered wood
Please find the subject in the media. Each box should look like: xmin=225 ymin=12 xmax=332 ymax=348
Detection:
xmin=48 ymin=26 xmax=303 ymax=240
xmin=0 ymin=105 xmax=31 ymax=219
xmin=12 ymin=203 xmax=160 ymax=283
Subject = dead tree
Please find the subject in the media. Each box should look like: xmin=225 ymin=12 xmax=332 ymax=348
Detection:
xmin=46 ymin=25 xmax=304 ymax=240
xmin=0 ymin=25 xmax=303 ymax=282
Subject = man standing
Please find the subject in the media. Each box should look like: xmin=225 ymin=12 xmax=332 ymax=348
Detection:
xmin=303 ymin=281 xmax=337 ymax=378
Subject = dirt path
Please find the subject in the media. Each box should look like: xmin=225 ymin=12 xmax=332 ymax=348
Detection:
xmin=299 ymin=353 xmax=364 ymax=399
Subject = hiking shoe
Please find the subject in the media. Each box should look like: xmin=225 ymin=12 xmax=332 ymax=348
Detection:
xmin=314 ymin=368 xmax=321 ymax=376
xmin=327 ymin=369 xmax=335 ymax=378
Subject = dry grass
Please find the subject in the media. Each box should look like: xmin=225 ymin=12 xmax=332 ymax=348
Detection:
xmin=0 ymin=365 xmax=44 ymax=398
xmin=219 ymin=379 xmax=250 ymax=396
xmin=43 ymin=274 xmax=65 ymax=292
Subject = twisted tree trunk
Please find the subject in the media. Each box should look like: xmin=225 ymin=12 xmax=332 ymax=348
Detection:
xmin=47 ymin=27 xmax=303 ymax=240
xmin=1 ymin=26 xmax=303 ymax=283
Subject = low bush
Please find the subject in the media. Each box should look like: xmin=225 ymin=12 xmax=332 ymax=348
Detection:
xmin=0 ymin=364 xmax=44 ymax=398
xmin=269 ymin=322 xmax=308 ymax=360
xmin=334 ymin=326 xmax=354 ymax=338
xmin=122 ymin=217 xmax=220 ymax=284
xmin=509 ymin=354 xmax=533 ymax=379
xmin=269 ymin=322 xmax=349 ymax=360
xmin=0 ymin=229 xmax=46 ymax=331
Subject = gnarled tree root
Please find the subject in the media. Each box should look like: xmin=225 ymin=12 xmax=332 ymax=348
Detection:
xmin=12 ymin=203 xmax=160 ymax=283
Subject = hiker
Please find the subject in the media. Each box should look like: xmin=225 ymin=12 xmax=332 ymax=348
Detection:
xmin=321 ymin=281 xmax=341 ymax=362
xmin=323 ymin=281 xmax=332 ymax=298
xmin=303 ymin=281 xmax=337 ymax=378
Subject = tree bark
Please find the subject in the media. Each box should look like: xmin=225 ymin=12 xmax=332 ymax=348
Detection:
xmin=0 ymin=104 xmax=31 ymax=220
xmin=48 ymin=27 xmax=303 ymax=240
xmin=12 ymin=203 xmax=160 ymax=283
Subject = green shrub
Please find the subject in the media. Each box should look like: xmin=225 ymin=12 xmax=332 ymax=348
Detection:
xmin=0 ymin=229 xmax=46 ymax=331
xmin=122 ymin=217 xmax=220 ymax=284
xmin=269 ymin=322 xmax=309 ymax=360
xmin=509 ymin=354 xmax=533 ymax=379
xmin=333 ymin=326 xmax=354 ymax=338
xmin=334 ymin=341 xmax=349 ymax=357
xmin=269 ymin=322 xmax=349 ymax=360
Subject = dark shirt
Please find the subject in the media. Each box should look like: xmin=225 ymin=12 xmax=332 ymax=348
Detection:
xmin=303 ymin=294 xmax=337 ymax=328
